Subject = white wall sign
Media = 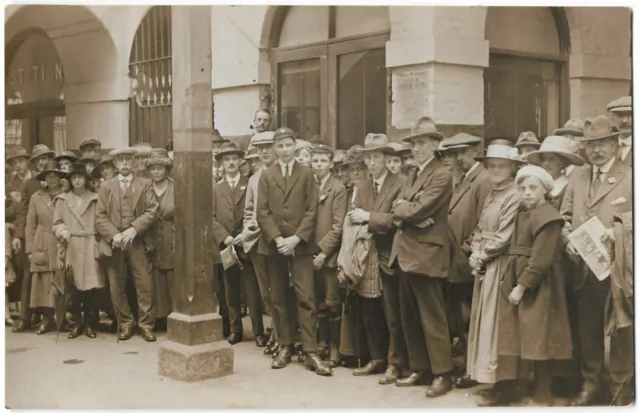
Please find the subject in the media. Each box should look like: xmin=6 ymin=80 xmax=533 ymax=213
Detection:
xmin=391 ymin=67 xmax=428 ymax=130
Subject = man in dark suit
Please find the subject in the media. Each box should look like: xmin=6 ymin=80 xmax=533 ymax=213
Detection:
xmin=257 ymin=127 xmax=331 ymax=376
xmin=348 ymin=133 xmax=406 ymax=383
xmin=310 ymin=144 xmax=347 ymax=367
xmin=96 ymin=147 xmax=158 ymax=342
xmin=212 ymin=142 xmax=265 ymax=347
xmin=561 ymin=116 xmax=633 ymax=406
xmin=389 ymin=117 xmax=454 ymax=398
xmin=440 ymin=133 xmax=492 ymax=388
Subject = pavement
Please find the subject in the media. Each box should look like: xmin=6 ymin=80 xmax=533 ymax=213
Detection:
xmin=4 ymin=316 xmax=490 ymax=409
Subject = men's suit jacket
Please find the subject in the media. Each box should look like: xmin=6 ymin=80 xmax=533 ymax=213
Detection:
xmin=257 ymin=161 xmax=318 ymax=256
xmin=560 ymin=159 xmax=632 ymax=289
xmin=448 ymin=164 xmax=492 ymax=282
xmin=314 ymin=175 xmax=347 ymax=268
xmin=390 ymin=158 xmax=453 ymax=278
xmin=96 ymin=176 xmax=158 ymax=244
xmin=14 ymin=177 xmax=44 ymax=240
xmin=212 ymin=175 xmax=249 ymax=246
xmin=354 ymin=172 xmax=404 ymax=273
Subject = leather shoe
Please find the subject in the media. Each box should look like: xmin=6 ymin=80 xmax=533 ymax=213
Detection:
xmin=454 ymin=375 xmax=479 ymax=389
xmin=271 ymin=346 xmax=292 ymax=369
xmin=12 ymin=320 xmax=30 ymax=333
xmin=264 ymin=340 xmax=279 ymax=356
xmin=118 ymin=326 xmax=134 ymax=341
xmin=396 ymin=371 xmax=429 ymax=387
xmin=141 ymin=328 xmax=157 ymax=342
xmin=426 ymin=375 xmax=452 ymax=398
xmin=36 ymin=323 xmax=53 ymax=335
xmin=255 ymin=334 xmax=268 ymax=348
xmin=379 ymin=364 xmax=401 ymax=385
xmin=353 ymin=359 xmax=386 ymax=376
xmin=227 ymin=333 xmax=243 ymax=345
xmin=85 ymin=327 xmax=97 ymax=339
xmin=326 ymin=344 xmax=341 ymax=368
xmin=304 ymin=353 xmax=333 ymax=376
xmin=68 ymin=325 xmax=84 ymax=339
xmin=570 ymin=390 xmax=598 ymax=407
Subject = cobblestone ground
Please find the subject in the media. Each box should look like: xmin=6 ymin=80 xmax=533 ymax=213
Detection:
xmin=5 ymin=315 xmax=576 ymax=409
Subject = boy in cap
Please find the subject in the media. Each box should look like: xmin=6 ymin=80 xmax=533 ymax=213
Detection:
xmin=607 ymin=95 xmax=632 ymax=165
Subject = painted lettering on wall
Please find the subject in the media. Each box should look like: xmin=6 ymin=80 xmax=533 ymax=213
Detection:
xmin=9 ymin=62 xmax=64 ymax=85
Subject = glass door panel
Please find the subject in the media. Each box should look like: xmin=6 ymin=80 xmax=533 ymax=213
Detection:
xmin=278 ymin=59 xmax=321 ymax=141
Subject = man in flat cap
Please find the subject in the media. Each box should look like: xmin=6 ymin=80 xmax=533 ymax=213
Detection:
xmin=388 ymin=117 xmax=454 ymax=397
xmin=560 ymin=115 xmax=633 ymax=406
xmin=607 ymin=95 xmax=632 ymax=166
xmin=79 ymin=138 xmax=101 ymax=159
xmin=257 ymin=127 xmax=332 ymax=375
xmin=96 ymin=147 xmax=159 ymax=342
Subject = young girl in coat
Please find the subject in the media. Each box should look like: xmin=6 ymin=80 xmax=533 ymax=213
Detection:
xmin=498 ymin=165 xmax=573 ymax=406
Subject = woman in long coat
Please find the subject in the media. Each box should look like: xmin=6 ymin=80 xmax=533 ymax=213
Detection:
xmin=466 ymin=144 xmax=523 ymax=406
xmin=145 ymin=149 xmax=175 ymax=330
xmin=25 ymin=160 xmax=65 ymax=335
xmin=53 ymin=163 xmax=105 ymax=339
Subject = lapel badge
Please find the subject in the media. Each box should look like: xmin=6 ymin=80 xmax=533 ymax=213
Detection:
xmin=607 ymin=177 xmax=617 ymax=184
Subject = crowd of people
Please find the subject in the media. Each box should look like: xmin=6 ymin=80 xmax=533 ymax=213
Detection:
xmin=4 ymin=95 xmax=633 ymax=406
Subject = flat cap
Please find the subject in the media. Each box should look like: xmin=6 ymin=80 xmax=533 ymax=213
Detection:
xmin=273 ymin=127 xmax=296 ymax=141
xmin=110 ymin=147 xmax=137 ymax=157
xmin=251 ymin=131 xmax=275 ymax=146
xmin=607 ymin=96 xmax=632 ymax=113
xmin=312 ymin=144 xmax=334 ymax=156
xmin=441 ymin=133 xmax=482 ymax=149
xmin=79 ymin=138 xmax=101 ymax=150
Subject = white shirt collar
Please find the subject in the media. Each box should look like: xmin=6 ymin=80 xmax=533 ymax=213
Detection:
xmin=619 ymin=135 xmax=632 ymax=146
xmin=551 ymin=175 xmax=569 ymax=197
xmin=118 ymin=173 xmax=133 ymax=183
xmin=315 ymin=173 xmax=331 ymax=190
xmin=565 ymin=164 xmax=575 ymax=177
xmin=417 ymin=156 xmax=435 ymax=174
xmin=279 ymin=159 xmax=295 ymax=176
xmin=226 ymin=173 xmax=240 ymax=187
xmin=464 ymin=162 xmax=481 ymax=179
xmin=593 ymin=155 xmax=616 ymax=176
xmin=373 ymin=170 xmax=388 ymax=188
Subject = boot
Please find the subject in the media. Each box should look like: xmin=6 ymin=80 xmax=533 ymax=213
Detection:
xmin=327 ymin=310 xmax=342 ymax=367
xmin=316 ymin=310 xmax=330 ymax=360
xmin=327 ymin=344 xmax=341 ymax=368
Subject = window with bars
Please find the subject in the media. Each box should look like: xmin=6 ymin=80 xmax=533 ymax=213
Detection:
xmin=129 ymin=6 xmax=172 ymax=149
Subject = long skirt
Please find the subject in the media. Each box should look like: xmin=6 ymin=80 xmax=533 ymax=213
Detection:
xmin=154 ymin=269 xmax=173 ymax=318
xmin=30 ymin=271 xmax=56 ymax=308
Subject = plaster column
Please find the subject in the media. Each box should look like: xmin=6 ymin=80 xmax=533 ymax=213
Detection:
xmin=158 ymin=5 xmax=233 ymax=382
xmin=386 ymin=6 xmax=489 ymax=141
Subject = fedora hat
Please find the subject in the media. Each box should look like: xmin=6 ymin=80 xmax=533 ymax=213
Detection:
xmin=6 ymin=146 xmax=30 ymax=162
xmin=475 ymin=144 xmax=523 ymax=164
xmin=442 ymin=133 xmax=482 ymax=149
xmin=244 ymin=145 xmax=260 ymax=160
xmin=553 ymin=119 xmax=585 ymax=137
xmin=607 ymin=95 xmax=632 ymax=113
xmin=402 ymin=116 xmax=444 ymax=142
xmin=35 ymin=160 xmax=66 ymax=181
xmin=212 ymin=129 xmax=229 ymax=143
xmin=386 ymin=142 xmax=411 ymax=157
xmin=54 ymin=151 xmax=79 ymax=163
xmin=514 ymin=131 xmax=540 ymax=148
xmin=251 ymin=131 xmax=275 ymax=146
xmin=110 ymin=147 xmax=137 ymax=157
xmin=79 ymin=138 xmax=101 ymax=151
xmin=361 ymin=133 xmax=394 ymax=154
xmin=526 ymin=135 xmax=585 ymax=167
xmin=30 ymin=144 xmax=55 ymax=162
xmin=577 ymin=115 xmax=621 ymax=142
xmin=145 ymin=148 xmax=173 ymax=168
xmin=215 ymin=141 xmax=245 ymax=161
xmin=67 ymin=162 xmax=92 ymax=180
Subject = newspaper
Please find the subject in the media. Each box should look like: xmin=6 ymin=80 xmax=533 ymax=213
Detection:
xmin=567 ymin=216 xmax=611 ymax=281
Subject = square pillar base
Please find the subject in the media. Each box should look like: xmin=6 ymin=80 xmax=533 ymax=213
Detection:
xmin=159 ymin=340 xmax=234 ymax=382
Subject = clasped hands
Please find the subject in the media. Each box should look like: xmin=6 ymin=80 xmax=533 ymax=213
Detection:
xmin=112 ymin=227 xmax=137 ymax=249
xmin=275 ymin=235 xmax=300 ymax=256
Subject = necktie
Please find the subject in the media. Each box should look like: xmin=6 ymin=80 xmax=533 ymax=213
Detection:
xmin=121 ymin=179 xmax=130 ymax=190
xmin=373 ymin=182 xmax=379 ymax=201
xmin=283 ymin=164 xmax=289 ymax=188
xmin=316 ymin=177 xmax=322 ymax=190
xmin=590 ymin=169 xmax=602 ymax=198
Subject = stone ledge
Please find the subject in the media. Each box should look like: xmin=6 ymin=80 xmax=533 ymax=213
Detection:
xmin=167 ymin=312 xmax=224 ymax=346
xmin=159 ymin=340 xmax=234 ymax=382
xmin=569 ymin=53 xmax=632 ymax=81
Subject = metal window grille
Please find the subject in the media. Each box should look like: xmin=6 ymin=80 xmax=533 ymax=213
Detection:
xmin=129 ymin=6 xmax=172 ymax=149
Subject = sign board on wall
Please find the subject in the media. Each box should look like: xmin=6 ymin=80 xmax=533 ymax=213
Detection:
xmin=391 ymin=67 xmax=428 ymax=130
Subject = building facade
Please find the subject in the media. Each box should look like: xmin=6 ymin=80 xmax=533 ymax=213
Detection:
xmin=5 ymin=5 xmax=632 ymax=151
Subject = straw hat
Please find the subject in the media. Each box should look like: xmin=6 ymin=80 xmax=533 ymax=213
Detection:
xmin=402 ymin=116 xmax=444 ymax=142
xmin=576 ymin=115 xmax=620 ymax=142
xmin=361 ymin=133 xmax=394 ymax=154
xmin=475 ymin=144 xmax=523 ymax=164
xmin=35 ymin=160 xmax=66 ymax=182
xmin=526 ymin=135 xmax=585 ymax=167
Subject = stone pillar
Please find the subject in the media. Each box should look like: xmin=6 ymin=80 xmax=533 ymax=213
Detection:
xmin=158 ymin=5 xmax=233 ymax=382
xmin=386 ymin=6 xmax=489 ymax=141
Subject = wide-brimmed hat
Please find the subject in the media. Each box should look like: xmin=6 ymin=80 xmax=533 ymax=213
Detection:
xmin=79 ymin=138 xmax=101 ymax=151
xmin=342 ymin=146 xmax=365 ymax=165
xmin=30 ymin=144 xmax=55 ymax=162
xmin=244 ymin=145 xmax=260 ymax=160
xmin=79 ymin=154 xmax=99 ymax=165
xmin=515 ymin=131 xmax=540 ymax=148
xmin=145 ymin=148 xmax=173 ymax=168
xmin=35 ymin=160 xmax=66 ymax=181
xmin=402 ymin=116 xmax=444 ymax=142
xmin=333 ymin=149 xmax=347 ymax=165
xmin=442 ymin=133 xmax=482 ymax=149
xmin=607 ymin=96 xmax=632 ymax=113
xmin=67 ymin=162 xmax=92 ymax=180
xmin=516 ymin=165 xmax=554 ymax=193
xmin=54 ymin=151 xmax=79 ymax=163
xmin=110 ymin=147 xmax=137 ymax=157
xmin=553 ymin=119 xmax=585 ymax=137
xmin=577 ymin=115 xmax=621 ymax=142
xmin=6 ymin=146 xmax=30 ymax=162
xmin=386 ymin=142 xmax=411 ymax=157
xmin=251 ymin=131 xmax=275 ymax=146
xmin=215 ymin=141 xmax=245 ymax=161
xmin=360 ymin=133 xmax=394 ymax=154
xmin=475 ymin=144 xmax=523 ymax=164
xmin=91 ymin=155 xmax=116 ymax=179
xmin=436 ymin=140 xmax=467 ymax=156
xmin=526 ymin=135 xmax=585 ymax=167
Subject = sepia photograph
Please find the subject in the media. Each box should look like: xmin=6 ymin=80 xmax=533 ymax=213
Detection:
xmin=3 ymin=2 xmax=635 ymax=409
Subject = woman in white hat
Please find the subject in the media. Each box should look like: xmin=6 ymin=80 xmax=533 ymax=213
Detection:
xmin=526 ymin=136 xmax=585 ymax=210
xmin=466 ymin=144 xmax=525 ymax=406
xmin=497 ymin=165 xmax=572 ymax=406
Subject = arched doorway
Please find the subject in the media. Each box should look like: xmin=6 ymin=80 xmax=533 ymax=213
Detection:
xmin=5 ymin=30 xmax=65 ymax=151
xmin=484 ymin=7 xmax=569 ymax=141
xmin=129 ymin=6 xmax=172 ymax=149
xmin=270 ymin=6 xmax=389 ymax=148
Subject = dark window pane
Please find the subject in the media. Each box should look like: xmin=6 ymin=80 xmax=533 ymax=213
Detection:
xmin=278 ymin=59 xmax=321 ymax=141
xmin=338 ymin=49 xmax=386 ymax=149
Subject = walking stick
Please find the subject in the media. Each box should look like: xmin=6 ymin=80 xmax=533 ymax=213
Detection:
xmin=116 ymin=245 xmax=126 ymax=344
